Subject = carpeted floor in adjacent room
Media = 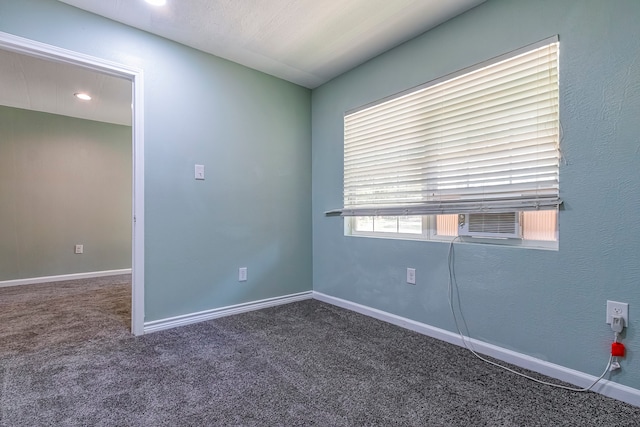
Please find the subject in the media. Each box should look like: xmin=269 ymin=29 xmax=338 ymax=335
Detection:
xmin=0 ymin=274 xmax=639 ymax=426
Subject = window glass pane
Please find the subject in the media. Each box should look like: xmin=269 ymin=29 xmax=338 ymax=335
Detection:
xmin=349 ymin=212 xmax=557 ymax=249
xmin=436 ymin=214 xmax=459 ymax=237
xmin=354 ymin=216 xmax=374 ymax=232
xmin=398 ymin=216 xmax=422 ymax=234
xmin=522 ymin=210 xmax=557 ymax=241
xmin=374 ymin=216 xmax=398 ymax=233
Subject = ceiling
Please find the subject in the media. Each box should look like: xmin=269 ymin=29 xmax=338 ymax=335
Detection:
xmin=0 ymin=49 xmax=132 ymax=126
xmin=59 ymin=0 xmax=486 ymax=89
xmin=0 ymin=0 xmax=485 ymax=125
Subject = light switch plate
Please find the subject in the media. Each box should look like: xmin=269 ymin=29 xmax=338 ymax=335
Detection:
xmin=195 ymin=164 xmax=205 ymax=180
xmin=239 ymin=267 xmax=247 ymax=282
xmin=406 ymin=268 xmax=416 ymax=285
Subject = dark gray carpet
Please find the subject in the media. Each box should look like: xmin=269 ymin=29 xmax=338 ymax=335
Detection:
xmin=1 ymin=276 xmax=639 ymax=426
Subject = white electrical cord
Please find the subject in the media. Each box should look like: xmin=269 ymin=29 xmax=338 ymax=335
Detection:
xmin=447 ymin=237 xmax=612 ymax=392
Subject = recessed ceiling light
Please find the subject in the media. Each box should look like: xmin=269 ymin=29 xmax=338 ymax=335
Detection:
xmin=74 ymin=93 xmax=92 ymax=101
xmin=145 ymin=0 xmax=167 ymax=6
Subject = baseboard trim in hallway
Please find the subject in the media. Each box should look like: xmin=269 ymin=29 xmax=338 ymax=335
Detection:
xmin=0 ymin=269 xmax=132 ymax=288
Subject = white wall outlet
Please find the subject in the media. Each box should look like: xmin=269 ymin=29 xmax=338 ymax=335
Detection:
xmin=406 ymin=268 xmax=416 ymax=285
xmin=606 ymin=300 xmax=629 ymax=326
xmin=238 ymin=267 xmax=247 ymax=282
xmin=195 ymin=164 xmax=205 ymax=180
xmin=74 ymin=244 xmax=83 ymax=254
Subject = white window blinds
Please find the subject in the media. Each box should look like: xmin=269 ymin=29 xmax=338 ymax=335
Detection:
xmin=340 ymin=37 xmax=560 ymax=216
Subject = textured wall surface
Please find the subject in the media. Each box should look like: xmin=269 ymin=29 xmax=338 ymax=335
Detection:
xmin=312 ymin=0 xmax=640 ymax=390
xmin=0 ymin=0 xmax=312 ymax=321
xmin=0 ymin=106 xmax=132 ymax=281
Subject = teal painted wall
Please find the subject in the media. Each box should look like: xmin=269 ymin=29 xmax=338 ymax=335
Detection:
xmin=0 ymin=0 xmax=312 ymax=321
xmin=0 ymin=106 xmax=132 ymax=281
xmin=312 ymin=0 xmax=640 ymax=391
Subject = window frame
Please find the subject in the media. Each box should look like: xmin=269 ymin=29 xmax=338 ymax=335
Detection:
xmin=339 ymin=37 xmax=561 ymax=250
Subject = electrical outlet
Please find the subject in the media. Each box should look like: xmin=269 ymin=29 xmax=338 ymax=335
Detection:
xmin=74 ymin=244 xmax=83 ymax=254
xmin=406 ymin=268 xmax=416 ymax=285
xmin=606 ymin=300 xmax=628 ymax=326
xmin=238 ymin=267 xmax=247 ymax=282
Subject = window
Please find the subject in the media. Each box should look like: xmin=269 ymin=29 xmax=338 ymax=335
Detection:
xmin=337 ymin=37 xmax=560 ymax=249
xmin=348 ymin=210 xmax=558 ymax=249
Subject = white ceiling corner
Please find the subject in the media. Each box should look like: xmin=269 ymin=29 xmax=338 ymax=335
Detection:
xmin=58 ymin=0 xmax=486 ymax=89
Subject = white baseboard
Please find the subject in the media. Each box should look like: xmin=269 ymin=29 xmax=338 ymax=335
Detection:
xmin=313 ymin=291 xmax=640 ymax=408
xmin=144 ymin=290 xmax=313 ymax=334
xmin=0 ymin=269 xmax=132 ymax=288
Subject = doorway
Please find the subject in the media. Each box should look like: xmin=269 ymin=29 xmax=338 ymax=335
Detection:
xmin=0 ymin=31 xmax=144 ymax=335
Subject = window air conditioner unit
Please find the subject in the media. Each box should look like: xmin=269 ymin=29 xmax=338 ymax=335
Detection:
xmin=458 ymin=212 xmax=521 ymax=239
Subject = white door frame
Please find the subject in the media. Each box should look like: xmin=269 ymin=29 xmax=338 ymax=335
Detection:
xmin=0 ymin=31 xmax=145 ymax=335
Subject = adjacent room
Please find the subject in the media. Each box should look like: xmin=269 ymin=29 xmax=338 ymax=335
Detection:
xmin=0 ymin=49 xmax=133 ymax=280
xmin=0 ymin=0 xmax=639 ymax=424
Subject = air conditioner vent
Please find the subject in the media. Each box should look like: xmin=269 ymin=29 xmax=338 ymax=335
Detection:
xmin=458 ymin=212 xmax=521 ymax=239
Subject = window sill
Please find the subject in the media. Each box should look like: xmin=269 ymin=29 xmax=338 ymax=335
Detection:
xmin=346 ymin=232 xmax=558 ymax=251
